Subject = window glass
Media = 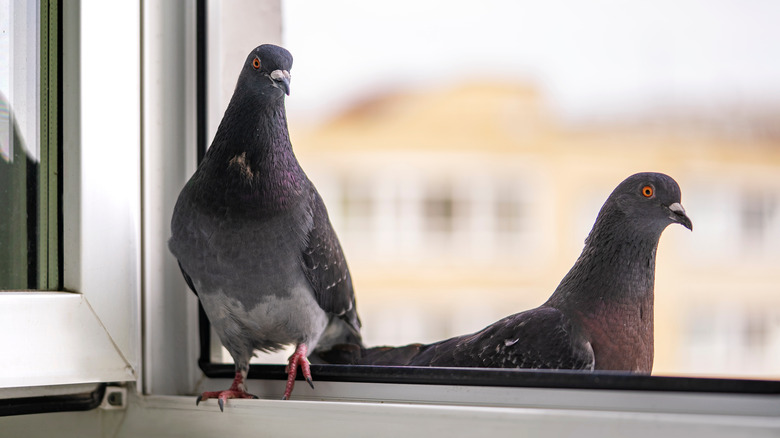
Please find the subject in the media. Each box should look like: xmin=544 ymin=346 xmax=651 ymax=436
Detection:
xmin=206 ymin=1 xmax=780 ymax=380
xmin=0 ymin=0 xmax=40 ymax=289
xmin=339 ymin=176 xmax=374 ymax=238
xmin=284 ymin=1 xmax=780 ymax=380
xmin=0 ymin=0 xmax=59 ymax=291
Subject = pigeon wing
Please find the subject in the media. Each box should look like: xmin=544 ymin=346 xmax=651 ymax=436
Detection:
xmin=409 ymin=306 xmax=595 ymax=370
xmin=301 ymin=190 xmax=361 ymax=332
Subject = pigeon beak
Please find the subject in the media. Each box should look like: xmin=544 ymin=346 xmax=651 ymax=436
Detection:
xmin=270 ymin=69 xmax=291 ymax=95
xmin=668 ymin=202 xmax=693 ymax=231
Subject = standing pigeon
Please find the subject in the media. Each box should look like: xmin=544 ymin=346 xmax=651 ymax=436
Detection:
xmin=318 ymin=172 xmax=691 ymax=373
xmin=169 ymin=44 xmax=362 ymax=408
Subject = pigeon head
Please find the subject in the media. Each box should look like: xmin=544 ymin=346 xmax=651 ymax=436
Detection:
xmin=237 ymin=44 xmax=293 ymax=99
xmin=599 ymin=172 xmax=693 ymax=238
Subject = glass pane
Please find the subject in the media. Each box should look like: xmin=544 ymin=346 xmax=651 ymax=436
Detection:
xmin=0 ymin=0 xmax=58 ymax=290
xmin=201 ymin=1 xmax=780 ymax=381
xmin=281 ymin=2 xmax=780 ymax=380
xmin=0 ymin=0 xmax=40 ymax=289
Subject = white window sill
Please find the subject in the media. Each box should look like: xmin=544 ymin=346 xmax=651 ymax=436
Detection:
xmin=0 ymin=292 xmax=135 ymax=391
xmin=8 ymin=388 xmax=773 ymax=437
xmin=135 ymin=392 xmax=779 ymax=437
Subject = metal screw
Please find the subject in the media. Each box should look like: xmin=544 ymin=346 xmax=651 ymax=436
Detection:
xmin=107 ymin=391 xmax=123 ymax=407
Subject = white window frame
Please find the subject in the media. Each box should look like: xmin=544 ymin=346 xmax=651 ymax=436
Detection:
xmin=0 ymin=1 xmax=141 ymax=397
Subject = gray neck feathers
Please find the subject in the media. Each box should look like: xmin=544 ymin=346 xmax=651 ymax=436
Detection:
xmin=199 ymin=92 xmax=306 ymax=209
xmin=546 ymin=206 xmax=661 ymax=312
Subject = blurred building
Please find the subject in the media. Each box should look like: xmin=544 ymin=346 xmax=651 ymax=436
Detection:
xmin=283 ymin=82 xmax=780 ymax=378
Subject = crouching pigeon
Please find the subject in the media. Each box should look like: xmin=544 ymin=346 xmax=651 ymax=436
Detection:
xmin=169 ymin=44 xmax=362 ymax=409
xmin=318 ymin=172 xmax=691 ymax=373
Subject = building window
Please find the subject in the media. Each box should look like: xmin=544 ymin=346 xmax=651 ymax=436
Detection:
xmin=339 ymin=176 xmax=375 ymax=236
xmin=740 ymin=190 xmax=779 ymax=255
xmin=423 ymin=186 xmax=457 ymax=236
xmin=681 ymin=181 xmax=780 ymax=263
xmin=493 ymin=183 xmax=527 ymax=240
xmin=331 ymin=168 xmax=538 ymax=262
xmin=681 ymin=306 xmax=780 ymax=377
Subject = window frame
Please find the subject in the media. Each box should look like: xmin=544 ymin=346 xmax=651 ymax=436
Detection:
xmin=0 ymin=0 xmax=141 ymax=412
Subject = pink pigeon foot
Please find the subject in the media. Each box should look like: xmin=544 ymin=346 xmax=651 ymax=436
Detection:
xmin=283 ymin=343 xmax=314 ymax=400
xmin=196 ymin=370 xmax=258 ymax=411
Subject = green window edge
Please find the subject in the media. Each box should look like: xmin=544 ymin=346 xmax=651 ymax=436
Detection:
xmin=38 ymin=0 xmax=60 ymax=290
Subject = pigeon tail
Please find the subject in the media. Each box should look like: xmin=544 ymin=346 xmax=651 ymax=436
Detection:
xmin=313 ymin=314 xmax=364 ymax=354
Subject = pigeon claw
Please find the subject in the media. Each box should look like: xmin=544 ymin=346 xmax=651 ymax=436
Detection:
xmin=195 ymin=389 xmax=259 ymax=411
xmin=283 ymin=344 xmax=314 ymax=400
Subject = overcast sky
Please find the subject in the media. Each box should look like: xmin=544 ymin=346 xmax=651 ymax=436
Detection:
xmin=282 ymin=0 xmax=780 ymax=123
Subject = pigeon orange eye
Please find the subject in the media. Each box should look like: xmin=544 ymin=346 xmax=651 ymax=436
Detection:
xmin=641 ymin=185 xmax=654 ymax=197
xmin=252 ymin=58 xmax=261 ymax=69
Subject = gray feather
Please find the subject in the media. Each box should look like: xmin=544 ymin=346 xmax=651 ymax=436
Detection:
xmin=169 ymin=44 xmax=362 ymax=373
